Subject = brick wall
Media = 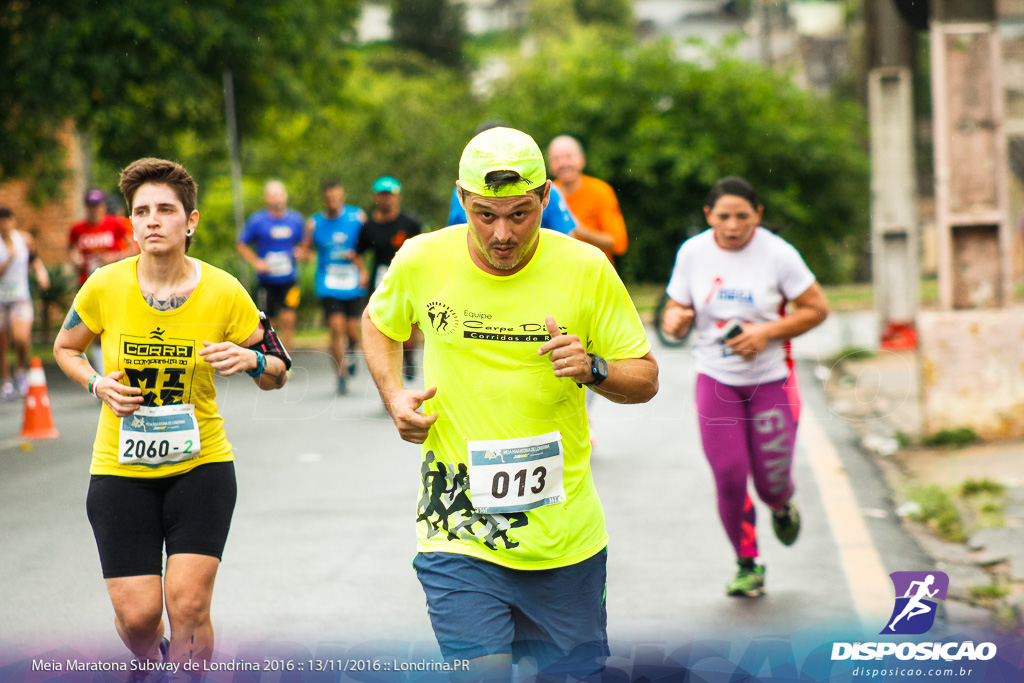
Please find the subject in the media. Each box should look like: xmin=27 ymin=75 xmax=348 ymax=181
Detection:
xmin=0 ymin=124 xmax=86 ymax=269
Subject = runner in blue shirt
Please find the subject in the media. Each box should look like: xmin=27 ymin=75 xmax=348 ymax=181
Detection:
xmin=302 ymin=179 xmax=368 ymax=395
xmin=237 ymin=180 xmax=304 ymax=350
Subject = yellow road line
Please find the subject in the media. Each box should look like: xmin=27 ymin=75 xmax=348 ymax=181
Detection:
xmin=801 ymin=407 xmax=892 ymax=631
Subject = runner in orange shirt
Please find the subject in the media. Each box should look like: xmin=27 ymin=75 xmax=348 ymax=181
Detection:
xmin=547 ymin=135 xmax=628 ymax=268
xmin=548 ymin=135 xmax=631 ymax=447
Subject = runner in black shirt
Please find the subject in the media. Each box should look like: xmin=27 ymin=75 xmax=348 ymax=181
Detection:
xmin=357 ymin=176 xmax=422 ymax=379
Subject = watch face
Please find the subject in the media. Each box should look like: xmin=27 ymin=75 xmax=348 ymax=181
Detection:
xmin=593 ymin=355 xmax=608 ymax=378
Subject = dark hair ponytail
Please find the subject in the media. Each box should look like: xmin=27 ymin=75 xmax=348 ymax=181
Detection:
xmin=705 ymin=176 xmax=760 ymax=211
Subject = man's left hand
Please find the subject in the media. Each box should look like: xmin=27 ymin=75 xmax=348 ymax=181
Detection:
xmin=538 ymin=316 xmax=591 ymax=384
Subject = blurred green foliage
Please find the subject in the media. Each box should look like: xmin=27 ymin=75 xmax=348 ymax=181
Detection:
xmin=390 ymin=0 xmax=467 ymax=71
xmin=6 ymin=5 xmax=870 ymax=291
xmin=907 ymin=484 xmax=966 ymax=543
xmin=191 ymin=50 xmax=484 ymax=280
xmin=922 ymin=427 xmax=979 ymax=449
xmin=0 ymin=0 xmax=361 ymax=197
xmin=489 ymin=29 xmax=870 ymax=284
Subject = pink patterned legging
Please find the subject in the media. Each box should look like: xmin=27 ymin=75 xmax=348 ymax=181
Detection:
xmin=695 ymin=373 xmax=799 ymax=559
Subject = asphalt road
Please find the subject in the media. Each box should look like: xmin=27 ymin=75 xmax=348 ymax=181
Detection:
xmin=0 ymin=327 xmax=929 ymax=671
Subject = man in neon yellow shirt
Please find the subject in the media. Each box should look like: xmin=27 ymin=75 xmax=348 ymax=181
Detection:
xmin=362 ymin=127 xmax=658 ymax=680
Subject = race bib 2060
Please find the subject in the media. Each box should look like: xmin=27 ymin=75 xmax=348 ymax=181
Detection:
xmin=118 ymin=404 xmax=201 ymax=467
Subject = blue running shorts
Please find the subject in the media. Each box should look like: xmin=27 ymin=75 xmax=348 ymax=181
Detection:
xmin=413 ymin=548 xmax=608 ymax=678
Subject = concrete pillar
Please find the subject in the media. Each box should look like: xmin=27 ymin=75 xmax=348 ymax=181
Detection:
xmin=867 ymin=0 xmax=919 ymax=348
xmin=919 ymin=0 xmax=1024 ymax=439
xmin=930 ymin=0 xmax=1013 ymax=309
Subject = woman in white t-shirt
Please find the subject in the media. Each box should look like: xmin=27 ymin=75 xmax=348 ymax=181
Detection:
xmin=662 ymin=177 xmax=829 ymax=597
xmin=0 ymin=207 xmax=50 ymax=399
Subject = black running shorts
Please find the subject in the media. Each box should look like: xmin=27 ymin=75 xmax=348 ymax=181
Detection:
xmin=321 ymin=296 xmax=366 ymax=320
xmin=257 ymin=282 xmax=300 ymax=318
xmin=86 ymin=462 xmax=237 ymax=578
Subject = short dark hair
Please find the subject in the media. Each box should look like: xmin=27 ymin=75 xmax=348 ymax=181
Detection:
xmin=705 ymin=176 xmax=760 ymax=211
xmin=119 ymin=158 xmax=198 ymax=250
xmin=321 ymin=179 xmax=342 ymax=193
xmin=459 ymin=170 xmax=547 ymax=202
xmin=0 ymin=207 xmax=12 ymax=219
xmin=484 ymin=169 xmax=526 ymax=191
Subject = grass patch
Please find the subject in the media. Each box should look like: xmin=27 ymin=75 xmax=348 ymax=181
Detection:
xmin=820 ymin=282 xmax=874 ymax=311
xmin=823 ymin=346 xmax=875 ymax=369
xmin=920 ymin=276 xmax=939 ymax=307
xmin=625 ymin=283 xmax=665 ymax=316
xmin=993 ymin=604 xmax=1020 ymax=631
xmin=960 ymin=478 xmax=1007 ymax=497
xmin=922 ymin=427 xmax=979 ymax=449
xmin=907 ymin=484 xmax=966 ymax=542
xmin=959 ymin=478 xmax=1008 ymax=530
xmin=969 ymin=583 xmax=1010 ymax=600
xmin=976 ymin=505 xmax=1006 ymax=529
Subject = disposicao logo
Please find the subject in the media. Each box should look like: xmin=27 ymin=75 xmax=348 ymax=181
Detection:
xmin=830 ymin=571 xmax=997 ymax=663
xmin=882 ymin=571 xmax=948 ymax=635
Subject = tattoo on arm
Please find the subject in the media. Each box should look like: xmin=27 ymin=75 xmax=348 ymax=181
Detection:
xmin=263 ymin=368 xmax=286 ymax=388
xmin=68 ymin=352 xmax=88 ymax=362
xmin=62 ymin=308 xmax=85 ymax=331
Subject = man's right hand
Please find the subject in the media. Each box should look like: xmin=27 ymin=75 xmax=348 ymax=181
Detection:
xmin=254 ymin=258 xmax=270 ymax=274
xmin=662 ymin=300 xmax=695 ymax=339
xmin=387 ymin=385 xmax=439 ymax=444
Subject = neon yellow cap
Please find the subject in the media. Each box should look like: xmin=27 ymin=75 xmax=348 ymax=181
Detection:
xmin=458 ymin=127 xmax=547 ymax=197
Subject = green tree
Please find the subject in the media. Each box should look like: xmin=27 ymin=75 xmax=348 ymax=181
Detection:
xmin=572 ymin=0 xmax=633 ymax=29
xmin=530 ymin=0 xmax=577 ymax=39
xmin=390 ymin=0 xmax=467 ymax=70
xmin=488 ymin=29 xmax=870 ymax=284
xmin=0 ymin=0 xmax=360 ymax=198
xmin=530 ymin=0 xmax=632 ymax=41
xmin=192 ymin=51 xmax=484 ymax=273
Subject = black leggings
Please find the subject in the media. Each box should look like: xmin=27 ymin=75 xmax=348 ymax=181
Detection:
xmin=86 ymin=462 xmax=237 ymax=578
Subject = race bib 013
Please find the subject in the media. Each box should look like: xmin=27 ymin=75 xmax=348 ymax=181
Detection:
xmin=467 ymin=431 xmax=566 ymax=514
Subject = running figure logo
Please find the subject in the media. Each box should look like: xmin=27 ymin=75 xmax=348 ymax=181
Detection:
xmin=416 ymin=452 xmax=529 ymax=550
xmin=881 ymin=571 xmax=949 ymax=635
xmin=425 ymin=301 xmax=457 ymax=337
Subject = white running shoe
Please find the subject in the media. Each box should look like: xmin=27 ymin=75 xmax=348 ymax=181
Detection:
xmin=1 ymin=381 xmax=16 ymax=401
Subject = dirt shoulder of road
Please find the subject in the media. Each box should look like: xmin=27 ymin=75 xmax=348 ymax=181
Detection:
xmin=822 ymin=348 xmax=1024 ymax=636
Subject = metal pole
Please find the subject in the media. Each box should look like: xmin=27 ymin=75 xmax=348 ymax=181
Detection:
xmin=223 ymin=68 xmax=248 ymax=286
xmin=759 ymin=0 xmax=772 ymax=66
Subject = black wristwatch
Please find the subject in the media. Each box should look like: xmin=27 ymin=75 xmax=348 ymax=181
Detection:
xmin=578 ymin=354 xmax=609 ymax=388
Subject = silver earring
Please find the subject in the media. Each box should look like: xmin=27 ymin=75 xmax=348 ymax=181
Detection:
xmin=186 ymin=230 xmax=194 ymax=236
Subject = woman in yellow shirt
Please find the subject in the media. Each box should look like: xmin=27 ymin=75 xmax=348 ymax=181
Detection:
xmin=54 ymin=158 xmax=290 ymax=671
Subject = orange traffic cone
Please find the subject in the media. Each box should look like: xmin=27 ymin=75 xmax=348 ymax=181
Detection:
xmin=20 ymin=357 xmax=59 ymax=439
